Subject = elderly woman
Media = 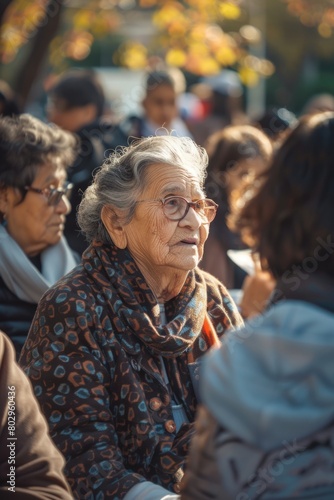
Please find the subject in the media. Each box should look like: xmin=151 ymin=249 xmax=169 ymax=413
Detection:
xmin=181 ymin=112 xmax=334 ymax=499
xmin=0 ymin=114 xmax=79 ymax=356
xmin=20 ymin=135 xmax=243 ymax=499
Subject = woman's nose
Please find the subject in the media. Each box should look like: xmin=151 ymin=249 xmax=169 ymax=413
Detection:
xmin=55 ymin=195 xmax=71 ymax=215
xmin=179 ymin=205 xmax=202 ymax=228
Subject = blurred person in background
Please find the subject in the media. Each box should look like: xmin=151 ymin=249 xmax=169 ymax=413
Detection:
xmin=181 ymin=111 xmax=334 ymax=500
xmin=300 ymin=92 xmax=334 ymax=116
xmin=47 ymin=70 xmax=106 ymax=134
xmin=0 ymin=330 xmax=73 ymax=499
xmin=0 ymin=114 xmax=79 ymax=357
xmin=187 ymin=69 xmax=249 ymax=147
xmin=114 ymin=68 xmax=193 ymax=143
xmin=252 ymin=106 xmax=296 ymax=145
xmin=0 ymin=79 xmax=21 ymax=117
xmin=47 ymin=69 xmax=120 ymax=254
xmin=200 ymin=124 xmax=273 ymax=291
xmin=20 ymin=135 xmax=242 ymax=499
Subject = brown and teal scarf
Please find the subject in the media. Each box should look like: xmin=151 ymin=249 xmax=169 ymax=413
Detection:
xmin=83 ymin=241 xmax=237 ymax=358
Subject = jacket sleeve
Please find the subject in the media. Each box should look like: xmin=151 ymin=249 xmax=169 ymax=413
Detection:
xmin=0 ymin=331 xmax=73 ymax=499
xmin=19 ymin=291 xmax=146 ymax=499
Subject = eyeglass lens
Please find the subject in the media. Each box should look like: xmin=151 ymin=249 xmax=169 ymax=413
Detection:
xmin=163 ymin=197 xmax=216 ymax=222
xmin=48 ymin=184 xmax=73 ymax=206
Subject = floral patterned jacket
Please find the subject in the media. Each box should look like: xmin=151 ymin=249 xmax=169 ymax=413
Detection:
xmin=19 ymin=242 xmax=242 ymax=499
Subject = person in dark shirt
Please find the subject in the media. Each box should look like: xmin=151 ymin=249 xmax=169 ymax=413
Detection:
xmin=47 ymin=69 xmax=120 ymax=255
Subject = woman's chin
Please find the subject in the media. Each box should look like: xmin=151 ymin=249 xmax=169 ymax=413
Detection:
xmin=47 ymin=232 xmax=63 ymax=247
xmin=175 ymin=256 xmax=200 ymax=271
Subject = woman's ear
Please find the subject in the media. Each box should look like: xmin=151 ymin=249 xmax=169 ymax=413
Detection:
xmin=101 ymin=205 xmax=127 ymax=249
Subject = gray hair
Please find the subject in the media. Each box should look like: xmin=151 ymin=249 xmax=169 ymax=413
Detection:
xmin=0 ymin=113 xmax=78 ymax=189
xmin=78 ymin=135 xmax=208 ymax=244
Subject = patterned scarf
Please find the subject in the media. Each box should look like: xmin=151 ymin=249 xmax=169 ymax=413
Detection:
xmin=84 ymin=241 xmax=224 ymax=358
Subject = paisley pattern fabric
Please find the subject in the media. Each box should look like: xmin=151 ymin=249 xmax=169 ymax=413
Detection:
xmin=19 ymin=241 xmax=242 ymax=499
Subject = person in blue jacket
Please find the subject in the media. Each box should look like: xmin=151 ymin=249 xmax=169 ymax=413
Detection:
xmin=181 ymin=111 xmax=334 ymax=499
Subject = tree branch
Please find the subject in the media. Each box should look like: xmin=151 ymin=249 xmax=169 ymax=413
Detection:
xmin=0 ymin=0 xmax=13 ymax=27
xmin=13 ymin=0 xmax=65 ymax=107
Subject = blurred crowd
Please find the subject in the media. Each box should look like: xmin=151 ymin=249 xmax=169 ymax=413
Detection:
xmin=1 ymin=66 xmax=334 ymax=499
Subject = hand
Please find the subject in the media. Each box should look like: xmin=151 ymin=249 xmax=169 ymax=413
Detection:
xmin=239 ymin=271 xmax=276 ymax=319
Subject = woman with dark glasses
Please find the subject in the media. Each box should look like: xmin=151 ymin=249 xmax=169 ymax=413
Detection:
xmin=20 ymin=135 xmax=243 ymax=499
xmin=0 ymin=113 xmax=79 ymax=357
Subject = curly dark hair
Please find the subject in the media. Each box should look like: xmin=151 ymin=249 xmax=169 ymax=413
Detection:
xmin=0 ymin=113 xmax=78 ymax=190
xmin=233 ymin=111 xmax=334 ymax=278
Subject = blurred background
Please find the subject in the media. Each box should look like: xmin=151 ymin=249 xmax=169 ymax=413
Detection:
xmin=1 ymin=0 xmax=334 ymax=120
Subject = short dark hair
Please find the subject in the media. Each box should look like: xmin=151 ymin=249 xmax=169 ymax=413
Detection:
xmin=234 ymin=111 xmax=334 ymax=278
xmin=48 ymin=70 xmax=105 ymax=117
xmin=0 ymin=114 xmax=78 ymax=217
xmin=0 ymin=80 xmax=21 ymax=116
xmin=254 ymin=107 xmax=296 ymax=141
xmin=145 ymin=70 xmax=175 ymax=94
xmin=0 ymin=92 xmax=20 ymax=117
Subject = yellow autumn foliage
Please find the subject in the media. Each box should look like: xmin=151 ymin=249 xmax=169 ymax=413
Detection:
xmin=153 ymin=4 xmax=186 ymax=29
xmin=215 ymin=45 xmax=238 ymax=66
xmin=73 ymin=10 xmax=92 ymax=31
xmin=0 ymin=0 xmax=275 ymax=85
xmin=219 ymin=2 xmax=241 ymax=20
xmin=285 ymin=0 xmax=334 ymax=35
xmin=239 ymin=66 xmax=259 ymax=86
xmin=166 ymin=48 xmax=187 ymax=67
xmin=116 ymin=42 xmax=148 ymax=69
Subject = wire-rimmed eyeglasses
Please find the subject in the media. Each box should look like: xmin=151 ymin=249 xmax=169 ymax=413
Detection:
xmin=24 ymin=182 xmax=73 ymax=206
xmin=136 ymin=196 xmax=218 ymax=223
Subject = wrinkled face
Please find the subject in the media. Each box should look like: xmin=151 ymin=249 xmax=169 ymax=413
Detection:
xmin=142 ymin=84 xmax=178 ymax=130
xmin=2 ymin=163 xmax=70 ymax=256
xmin=117 ymin=163 xmax=209 ymax=275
